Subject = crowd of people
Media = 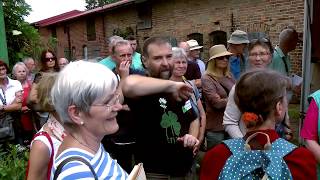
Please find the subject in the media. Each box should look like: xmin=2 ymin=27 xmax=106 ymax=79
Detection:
xmin=0 ymin=27 xmax=319 ymax=179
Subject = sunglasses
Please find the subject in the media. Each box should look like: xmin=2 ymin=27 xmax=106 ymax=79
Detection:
xmin=215 ymin=56 xmax=230 ymax=60
xmin=45 ymin=57 xmax=56 ymax=62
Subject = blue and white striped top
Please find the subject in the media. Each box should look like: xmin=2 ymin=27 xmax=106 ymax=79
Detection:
xmin=51 ymin=144 xmax=128 ymax=180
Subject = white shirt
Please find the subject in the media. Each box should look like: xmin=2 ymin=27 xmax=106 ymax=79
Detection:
xmin=222 ymin=85 xmax=247 ymax=138
xmin=0 ymin=77 xmax=22 ymax=105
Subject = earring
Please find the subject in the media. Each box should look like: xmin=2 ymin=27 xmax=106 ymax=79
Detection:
xmin=80 ymin=121 xmax=84 ymax=125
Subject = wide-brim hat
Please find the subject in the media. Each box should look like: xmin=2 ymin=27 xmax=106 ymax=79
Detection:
xmin=187 ymin=39 xmax=203 ymax=50
xmin=227 ymin=30 xmax=250 ymax=44
xmin=208 ymin=44 xmax=233 ymax=61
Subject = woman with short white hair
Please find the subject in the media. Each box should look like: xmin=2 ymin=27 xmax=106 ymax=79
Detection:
xmin=12 ymin=62 xmax=34 ymax=144
xmin=51 ymin=61 xmax=127 ymax=179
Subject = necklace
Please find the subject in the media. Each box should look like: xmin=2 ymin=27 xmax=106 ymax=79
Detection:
xmin=68 ymin=132 xmax=98 ymax=154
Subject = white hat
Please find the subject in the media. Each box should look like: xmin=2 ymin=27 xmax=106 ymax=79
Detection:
xmin=186 ymin=39 xmax=203 ymax=50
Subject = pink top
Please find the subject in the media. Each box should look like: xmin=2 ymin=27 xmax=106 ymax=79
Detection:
xmin=300 ymin=99 xmax=319 ymax=142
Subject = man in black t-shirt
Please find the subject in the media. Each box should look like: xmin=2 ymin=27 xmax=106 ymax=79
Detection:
xmin=122 ymin=37 xmax=200 ymax=178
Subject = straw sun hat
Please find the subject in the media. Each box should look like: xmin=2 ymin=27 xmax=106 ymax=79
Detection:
xmin=208 ymin=45 xmax=233 ymax=62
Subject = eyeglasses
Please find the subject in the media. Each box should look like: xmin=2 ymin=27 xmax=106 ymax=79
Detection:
xmin=45 ymin=57 xmax=56 ymax=62
xmin=91 ymin=93 xmax=121 ymax=113
xmin=249 ymin=52 xmax=270 ymax=57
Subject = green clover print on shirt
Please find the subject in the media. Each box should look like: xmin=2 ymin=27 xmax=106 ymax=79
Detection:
xmin=159 ymin=98 xmax=181 ymax=144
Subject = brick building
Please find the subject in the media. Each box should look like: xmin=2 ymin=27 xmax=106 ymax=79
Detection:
xmin=34 ymin=0 xmax=305 ymax=74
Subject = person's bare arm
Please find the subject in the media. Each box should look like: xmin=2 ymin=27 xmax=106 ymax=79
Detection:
xmin=27 ymin=141 xmax=50 ymax=180
xmin=305 ymin=139 xmax=320 ymax=163
xmin=121 ymin=75 xmax=192 ymax=101
xmin=177 ymin=118 xmax=200 ymax=155
xmin=197 ymin=99 xmax=206 ymax=144
xmin=194 ymin=79 xmax=202 ymax=88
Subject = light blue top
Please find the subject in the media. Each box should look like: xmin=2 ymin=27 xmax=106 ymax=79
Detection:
xmin=99 ymin=52 xmax=144 ymax=71
xmin=196 ymin=59 xmax=206 ymax=75
xmin=229 ymin=55 xmax=246 ymax=80
xmin=269 ymin=46 xmax=291 ymax=76
xmin=51 ymin=144 xmax=128 ymax=180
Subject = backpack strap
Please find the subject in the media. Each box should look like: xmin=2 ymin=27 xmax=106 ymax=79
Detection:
xmin=26 ymin=131 xmax=54 ymax=180
xmin=220 ymin=137 xmax=295 ymax=180
xmin=53 ymin=156 xmax=98 ymax=180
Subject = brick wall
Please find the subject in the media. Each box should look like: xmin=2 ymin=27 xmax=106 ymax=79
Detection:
xmin=38 ymin=0 xmax=304 ymax=74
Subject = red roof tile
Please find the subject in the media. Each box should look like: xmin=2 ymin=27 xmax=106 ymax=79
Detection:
xmin=33 ymin=0 xmax=136 ymax=27
xmin=34 ymin=10 xmax=83 ymax=27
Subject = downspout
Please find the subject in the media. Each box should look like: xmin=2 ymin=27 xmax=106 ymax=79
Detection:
xmin=0 ymin=0 xmax=9 ymax=64
xmin=102 ymin=13 xmax=106 ymax=57
xmin=67 ymin=26 xmax=71 ymax=60
xmin=299 ymin=0 xmax=313 ymax=144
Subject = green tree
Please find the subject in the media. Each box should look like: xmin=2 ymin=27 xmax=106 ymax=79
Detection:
xmin=3 ymin=0 xmax=43 ymax=67
xmin=85 ymin=0 xmax=119 ymax=9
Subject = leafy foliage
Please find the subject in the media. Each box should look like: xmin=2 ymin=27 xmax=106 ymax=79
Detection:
xmin=3 ymin=0 xmax=43 ymax=67
xmin=85 ymin=0 xmax=119 ymax=10
xmin=0 ymin=144 xmax=29 ymax=180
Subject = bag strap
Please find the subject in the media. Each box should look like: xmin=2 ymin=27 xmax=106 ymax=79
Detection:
xmin=206 ymin=73 xmax=231 ymax=95
xmin=53 ymin=156 xmax=98 ymax=180
xmin=26 ymin=131 xmax=54 ymax=180
xmin=0 ymin=88 xmax=6 ymax=105
xmin=275 ymin=48 xmax=290 ymax=75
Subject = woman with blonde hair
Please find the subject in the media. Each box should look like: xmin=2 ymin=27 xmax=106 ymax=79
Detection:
xmin=26 ymin=73 xmax=66 ymax=180
xmin=201 ymin=45 xmax=235 ymax=150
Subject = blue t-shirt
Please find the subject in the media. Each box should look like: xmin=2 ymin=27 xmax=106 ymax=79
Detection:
xmin=229 ymin=55 xmax=246 ymax=80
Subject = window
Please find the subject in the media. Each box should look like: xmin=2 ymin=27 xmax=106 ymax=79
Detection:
xmin=209 ymin=31 xmax=227 ymax=47
xmin=51 ymin=27 xmax=57 ymax=38
xmin=137 ymin=1 xmax=152 ymax=30
xmin=64 ymin=47 xmax=71 ymax=60
xmin=166 ymin=36 xmax=177 ymax=47
xmin=187 ymin=33 xmax=203 ymax=51
xmin=86 ymin=18 xmax=96 ymax=41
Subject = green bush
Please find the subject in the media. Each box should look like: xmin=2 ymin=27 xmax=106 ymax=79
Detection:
xmin=0 ymin=144 xmax=29 ymax=180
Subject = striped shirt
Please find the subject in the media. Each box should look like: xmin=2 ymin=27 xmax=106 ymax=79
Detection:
xmin=51 ymin=144 xmax=128 ymax=180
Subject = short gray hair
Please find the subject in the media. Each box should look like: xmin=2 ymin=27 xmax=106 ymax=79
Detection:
xmin=112 ymin=40 xmax=131 ymax=55
xmin=22 ymin=57 xmax=34 ymax=64
xmin=107 ymin=35 xmax=123 ymax=46
xmin=172 ymin=47 xmax=187 ymax=60
xmin=51 ymin=60 xmax=118 ymax=124
xmin=12 ymin=62 xmax=29 ymax=77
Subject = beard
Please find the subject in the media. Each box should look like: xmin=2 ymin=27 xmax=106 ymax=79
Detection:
xmin=159 ymin=70 xmax=171 ymax=79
